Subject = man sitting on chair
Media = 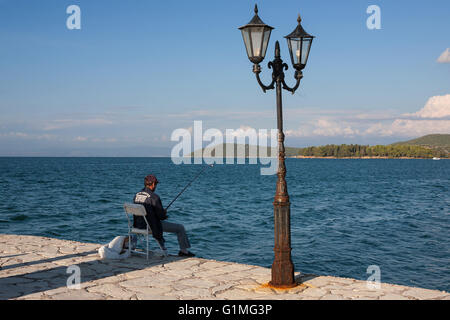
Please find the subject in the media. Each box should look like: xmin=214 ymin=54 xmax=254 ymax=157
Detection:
xmin=133 ymin=174 xmax=195 ymax=257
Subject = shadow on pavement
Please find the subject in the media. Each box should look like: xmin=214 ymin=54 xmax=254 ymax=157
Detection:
xmin=0 ymin=249 xmax=186 ymax=299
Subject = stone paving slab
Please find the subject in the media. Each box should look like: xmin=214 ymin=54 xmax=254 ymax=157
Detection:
xmin=0 ymin=234 xmax=448 ymax=300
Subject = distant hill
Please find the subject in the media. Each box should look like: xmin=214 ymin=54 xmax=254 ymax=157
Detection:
xmin=392 ymin=134 xmax=450 ymax=147
xmin=190 ymin=143 xmax=276 ymax=158
xmin=392 ymin=134 xmax=450 ymax=156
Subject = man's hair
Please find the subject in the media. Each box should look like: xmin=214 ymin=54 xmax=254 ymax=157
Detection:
xmin=144 ymin=174 xmax=158 ymax=186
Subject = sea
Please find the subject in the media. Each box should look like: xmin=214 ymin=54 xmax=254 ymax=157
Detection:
xmin=0 ymin=157 xmax=449 ymax=292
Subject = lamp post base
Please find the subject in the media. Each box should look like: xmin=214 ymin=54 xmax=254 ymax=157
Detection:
xmin=270 ymin=201 xmax=296 ymax=288
xmin=270 ymin=256 xmax=296 ymax=288
xmin=270 ymin=246 xmax=296 ymax=288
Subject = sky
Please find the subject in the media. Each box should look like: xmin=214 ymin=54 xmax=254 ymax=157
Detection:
xmin=0 ymin=0 xmax=449 ymax=156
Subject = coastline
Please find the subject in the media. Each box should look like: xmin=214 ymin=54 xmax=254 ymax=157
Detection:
xmin=1 ymin=234 xmax=448 ymax=300
xmin=290 ymin=156 xmax=448 ymax=159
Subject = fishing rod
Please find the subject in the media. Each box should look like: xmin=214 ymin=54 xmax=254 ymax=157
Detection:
xmin=164 ymin=164 xmax=214 ymax=211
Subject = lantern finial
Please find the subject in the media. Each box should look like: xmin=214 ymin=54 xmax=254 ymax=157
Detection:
xmin=297 ymin=13 xmax=301 ymax=24
xmin=254 ymin=4 xmax=258 ymax=15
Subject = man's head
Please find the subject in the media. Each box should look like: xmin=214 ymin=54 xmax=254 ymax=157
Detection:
xmin=144 ymin=174 xmax=159 ymax=191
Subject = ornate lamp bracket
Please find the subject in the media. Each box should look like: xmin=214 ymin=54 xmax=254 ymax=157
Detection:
xmin=252 ymin=41 xmax=303 ymax=95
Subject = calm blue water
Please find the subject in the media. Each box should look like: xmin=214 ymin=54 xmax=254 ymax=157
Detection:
xmin=0 ymin=157 xmax=449 ymax=292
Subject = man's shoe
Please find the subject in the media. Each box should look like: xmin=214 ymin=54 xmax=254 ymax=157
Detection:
xmin=178 ymin=250 xmax=195 ymax=257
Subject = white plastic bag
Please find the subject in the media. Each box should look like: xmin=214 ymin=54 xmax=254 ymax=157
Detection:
xmin=98 ymin=236 xmax=131 ymax=260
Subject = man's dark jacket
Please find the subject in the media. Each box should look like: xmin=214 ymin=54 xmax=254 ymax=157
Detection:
xmin=133 ymin=187 xmax=168 ymax=242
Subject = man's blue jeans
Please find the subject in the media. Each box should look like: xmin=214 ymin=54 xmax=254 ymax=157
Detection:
xmin=160 ymin=221 xmax=191 ymax=251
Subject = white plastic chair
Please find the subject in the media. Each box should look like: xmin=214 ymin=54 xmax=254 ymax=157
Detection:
xmin=123 ymin=203 xmax=152 ymax=259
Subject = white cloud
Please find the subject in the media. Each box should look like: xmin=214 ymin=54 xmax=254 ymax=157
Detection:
xmin=369 ymin=94 xmax=450 ymax=137
xmin=285 ymin=127 xmax=310 ymax=137
xmin=90 ymin=137 xmax=118 ymax=143
xmin=359 ymin=96 xmax=450 ymax=137
xmin=285 ymin=94 xmax=450 ymax=139
xmin=224 ymin=125 xmax=277 ymax=140
xmin=312 ymin=119 xmax=359 ymax=137
xmin=1 ymin=131 xmax=29 ymax=138
xmin=0 ymin=131 xmax=58 ymax=140
xmin=226 ymin=125 xmax=256 ymax=137
xmin=74 ymin=136 xmax=88 ymax=142
xmin=437 ymin=48 xmax=450 ymax=63
xmin=365 ymin=119 xmax=450 ymax=137
xmin=43 ymin=118 xmax=114 ymax=131
xmin=410 ymin=94 xmax=450 ymax=118
xmin=286 ymin=119 xmax=360 ymax=137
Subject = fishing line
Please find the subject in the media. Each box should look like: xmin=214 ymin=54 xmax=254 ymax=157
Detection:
xmin=164 ymin=164 xmax=214 ymax=211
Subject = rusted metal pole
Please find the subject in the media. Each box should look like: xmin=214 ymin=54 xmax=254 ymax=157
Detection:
xmin=269 ymin=42 xmax=296 ymax=288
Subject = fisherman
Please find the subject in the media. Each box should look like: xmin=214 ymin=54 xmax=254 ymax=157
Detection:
xmin=133 ymin=174 xmax=195 ymax=257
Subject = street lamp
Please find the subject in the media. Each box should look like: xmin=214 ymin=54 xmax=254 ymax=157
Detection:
xmin=238 ymin=5 xmax=273 ymax=64
xmin=239 ymin=4 xmax=315 ymax=288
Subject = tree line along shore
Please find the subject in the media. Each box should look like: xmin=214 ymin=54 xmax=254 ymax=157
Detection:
xmin=289 ymin=134 xmax=450 ymax=158
xmin=288 ymin=144 xmax=448 ymax=159
xmin=192 ymin=143 xmax=448 ymax=159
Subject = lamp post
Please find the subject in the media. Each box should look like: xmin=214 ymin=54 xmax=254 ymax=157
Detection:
xmin=239 ymin=5 xmax=314 ymax=288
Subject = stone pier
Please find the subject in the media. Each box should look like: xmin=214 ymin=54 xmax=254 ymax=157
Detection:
xmin=0 ymin=234 xmax=448 ymax=300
